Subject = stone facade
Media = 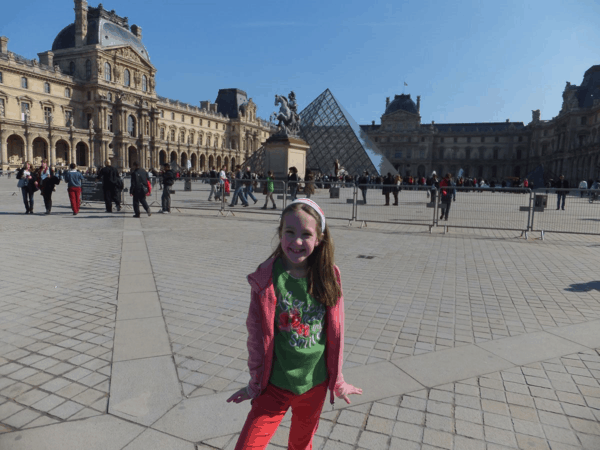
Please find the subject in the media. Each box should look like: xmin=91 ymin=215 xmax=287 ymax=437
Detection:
xmin=363 ymin=74 xmax=600 ymax=183
xmin=0 ymin=1 xmax=274 ymax=171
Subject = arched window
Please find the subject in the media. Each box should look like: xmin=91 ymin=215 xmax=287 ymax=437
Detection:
xmin=170 ymin=129 xmax=175 ymax=141
xmin=85 ymin=60 xmax=92 ymax=80
xmin=124 ymin=69 xmax=130 ymax=87
xmin=128 ymin=115 xmax=136 ymax=137
xmin=180 ymin=131 xmax=185 ymax=142
xmin=198 ymin=134 xmax=203 ymax=146
xmin=105 ymin=62 xmax=112 ymax=82
xmin=160 ymin=128 xmax=165 ymax=140
xmin=142 ymin=75 xmax=147 ymax=92
xmin=65 ymin=87 xmax=71 ymax=98
xmin=44 ymin=82 xmax=50 ymax=93
xmin=69 ymin=61 xmax=75 ymax=75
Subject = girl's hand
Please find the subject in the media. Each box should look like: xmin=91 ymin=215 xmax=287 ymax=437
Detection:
xmin=336 ymin=383 xmax=363 ymax=404
xmin=226 ymin=387 xmax=251 ymax=404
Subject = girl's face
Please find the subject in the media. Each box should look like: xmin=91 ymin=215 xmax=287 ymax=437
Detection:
xmin=280 ymin=209 xmax=320 ymax=269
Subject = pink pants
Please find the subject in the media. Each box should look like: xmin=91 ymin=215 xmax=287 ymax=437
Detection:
xmin=68 ymin=187 xmax=81 ymax=214
xmin=235 ymin=381 xmax=328 ymax=450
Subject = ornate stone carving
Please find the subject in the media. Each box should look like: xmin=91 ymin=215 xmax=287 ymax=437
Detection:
xmin=68 ymin=115 xmax=74 ymax=127
xmin=134 ymin=70 xmax=141 ymax=87
xmin=97 ymin=59 xmax=103 ymax=75
xmin=0 ymin=102 xmax=4 ymax=117
xmin=89 ymin=118 xmax=94 ymax=130
xmin=113 ymin=65 xmax=121 ymax=82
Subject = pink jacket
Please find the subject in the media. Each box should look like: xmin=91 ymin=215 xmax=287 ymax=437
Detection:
xmin=246 ymin=258 xmax=349 ymax=408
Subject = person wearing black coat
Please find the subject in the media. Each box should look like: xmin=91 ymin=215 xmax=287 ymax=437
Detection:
xmin=554 ymin=175 xmax=569 ymax=210
xmin=130 ymin=162 xmax=151 ymax=217
xmin=97 ymin=160 xmax=121 ymax=213
xmin=41 ymin=171 xmax=61 ymax=214
xmin=382 ymin=173 xmax=396 ymax=206
xmin=160 ymin=163 xmax=176 ymax=213
xmin=16 ymin=161 xmax=37 ymax=214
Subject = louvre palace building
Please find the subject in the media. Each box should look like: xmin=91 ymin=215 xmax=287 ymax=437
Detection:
xmin=0 ymin=1 xmax=274 ymax=172
xmin=362 ymin=67 xmax=600 ymax=183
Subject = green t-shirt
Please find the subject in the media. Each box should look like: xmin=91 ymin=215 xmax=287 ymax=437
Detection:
xmin=267 ymin=176 xmax=274 ymax=193
xmin=270 ymin=259 xmax=327 ymax=395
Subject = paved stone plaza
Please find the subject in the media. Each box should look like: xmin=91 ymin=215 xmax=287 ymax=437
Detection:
xmin=0 ymin=176 xmax=600 ymax=450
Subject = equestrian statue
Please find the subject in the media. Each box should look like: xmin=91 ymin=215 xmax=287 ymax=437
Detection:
xmin=271 ymin=91 xmax=301 ymax=136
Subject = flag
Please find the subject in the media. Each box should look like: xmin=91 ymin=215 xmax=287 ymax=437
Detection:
xmin=404 ymin=82 xmax=408 ymax=86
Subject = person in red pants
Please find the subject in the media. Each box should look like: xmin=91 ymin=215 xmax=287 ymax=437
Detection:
xmin=226 ymin=199 xmax=362 ymax=449
xmin=63 ymin=163 xmax=85 ymax=215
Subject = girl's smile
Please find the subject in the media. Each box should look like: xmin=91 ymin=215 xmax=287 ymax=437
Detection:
xmin=280 ymin=209 xmax=320 ymax=274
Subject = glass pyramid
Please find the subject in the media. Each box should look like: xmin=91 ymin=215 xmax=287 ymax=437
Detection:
xmin=299 ymin=88 xmax=397 ymax=177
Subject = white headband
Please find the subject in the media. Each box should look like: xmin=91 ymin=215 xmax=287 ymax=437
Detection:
xmin=284 ymin=199 xmax=326 ymax=232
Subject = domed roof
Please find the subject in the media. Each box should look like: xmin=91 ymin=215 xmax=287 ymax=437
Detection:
xmin=384 ymin=94 xmax=418 ymax=115
xmin=51 ymin=6 xmax=150 ymax=61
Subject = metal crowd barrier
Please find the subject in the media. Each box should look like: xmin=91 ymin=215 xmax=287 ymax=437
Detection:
xmin=529 ymin=188 xmax=600 ymax=238
xmin=284 ymin=181 xmax=355 ymax=224
xmin=223 ymin=179 xmax=286 ymax=216
xmin=68 ymin=175 xmax=600 ymax=239
xmin=355 ymin=184 xmax=436 ymax=231
xmin=434 ymin=186 xmax=532 ymax=235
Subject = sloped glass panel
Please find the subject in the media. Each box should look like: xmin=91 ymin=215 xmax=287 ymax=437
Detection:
xmin=299 ymin=89 xmax=397 ymax=177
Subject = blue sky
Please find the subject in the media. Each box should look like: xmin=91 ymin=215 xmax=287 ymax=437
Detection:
xmin=3 ymin=0 xmax=600 ymax=126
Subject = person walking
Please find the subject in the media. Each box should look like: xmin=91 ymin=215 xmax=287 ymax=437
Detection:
xmin=229 ymin=165 xmax=249 ymax=207
xmin=226 ymin=199 xmax=362 ymax=449
xmin=16 ymin=161 xmax=36 ymax=214
xmin=261 ymin=170 xmax=277 ymax=210
xmin=428 ymin=171 xmax=439 ymax=204
xmin=382 ymin=173 xmax=395 ymax=206
xmin=393 ymin=174 xmax=402 ymax=205
xmin=304 ymin=170 xmax=315 ymax=199
xmin=63 ymin=163 xmax=85 ymax=215
xmin=358 ymin=170 xmax=370 ymax=204
xmin=288 ymin=167 xmax=299 ymax=201
xmin=243 ymin=166 xmax=258 ymax=204
xmin=130 ymin=161 xmax=152 ymax=217
xmin=208 ymin=166 xmax=219 ymax=201
xmin=555 ymin=175 xmax=569 ymax=210
xmin=214 ymin=165 xmax=228 ymax=201
xmin=160 ymin=163 xmax=175 ymax=213
xmin=40 ymin=168 xmax=61 ymax=214
xmin=439 ymin=172 xmax=456 ymax=221
xmin=96 ymin=160 xmax=121 ymax=212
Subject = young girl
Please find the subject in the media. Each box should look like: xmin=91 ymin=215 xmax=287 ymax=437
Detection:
xmin=261 ymin=170 xmax=276 ymax=210
xmin=227 ymin=198 xmax=362 ymax=449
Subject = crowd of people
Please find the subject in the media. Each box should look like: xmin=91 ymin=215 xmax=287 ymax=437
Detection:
xmin=9 ymin=160 xmax=599 ymax=217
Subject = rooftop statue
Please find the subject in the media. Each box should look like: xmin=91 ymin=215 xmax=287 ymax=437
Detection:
xmin=271 ymin=91 xmax=301 ymax=136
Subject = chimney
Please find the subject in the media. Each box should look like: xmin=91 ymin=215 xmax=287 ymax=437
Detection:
xmin=38 ymin=51 xmax=54 ymax=67
xmin=506 ymin=118 xmax=509 ymax=122
xmin=200 ymin=100 xmax=210 ymax=110
xmin=211 ymin=103 xmax=218 ymax=113
xmin=0 ymin=36 xmax=8 ymax=54
xmin=417 ymin=96 xmax=421 ymax=114
xmin=372 ymin=120 xmax=375 ymax=126
xmin=131 ymin=25 xmax=142 ymax=39
xmin=74 ymin=0 xmax=88 ymax=48
xmin=385 ymin=97 xmax=390 ymax=108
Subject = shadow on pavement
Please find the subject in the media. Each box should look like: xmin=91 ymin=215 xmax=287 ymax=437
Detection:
xmin=565 ymin=280 xmax=600 ymax=292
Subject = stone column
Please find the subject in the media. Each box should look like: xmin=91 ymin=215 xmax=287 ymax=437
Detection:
xmin=48 ymin=135 xmax=55 ymax=167
xmin=69 ymin=137 xmax=75 ymax=164
xmin=24 ymin=130 xmax=32 ymax=162
xmin=0 ymin=129 xmax=6 ymax=170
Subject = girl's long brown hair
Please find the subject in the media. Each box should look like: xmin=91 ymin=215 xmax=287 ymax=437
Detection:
xmin=268 ymin=203 xmax=341 ymax=307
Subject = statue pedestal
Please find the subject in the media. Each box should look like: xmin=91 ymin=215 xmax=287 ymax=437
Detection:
xmin=263 ymin=135 xmax=309 ymax=184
